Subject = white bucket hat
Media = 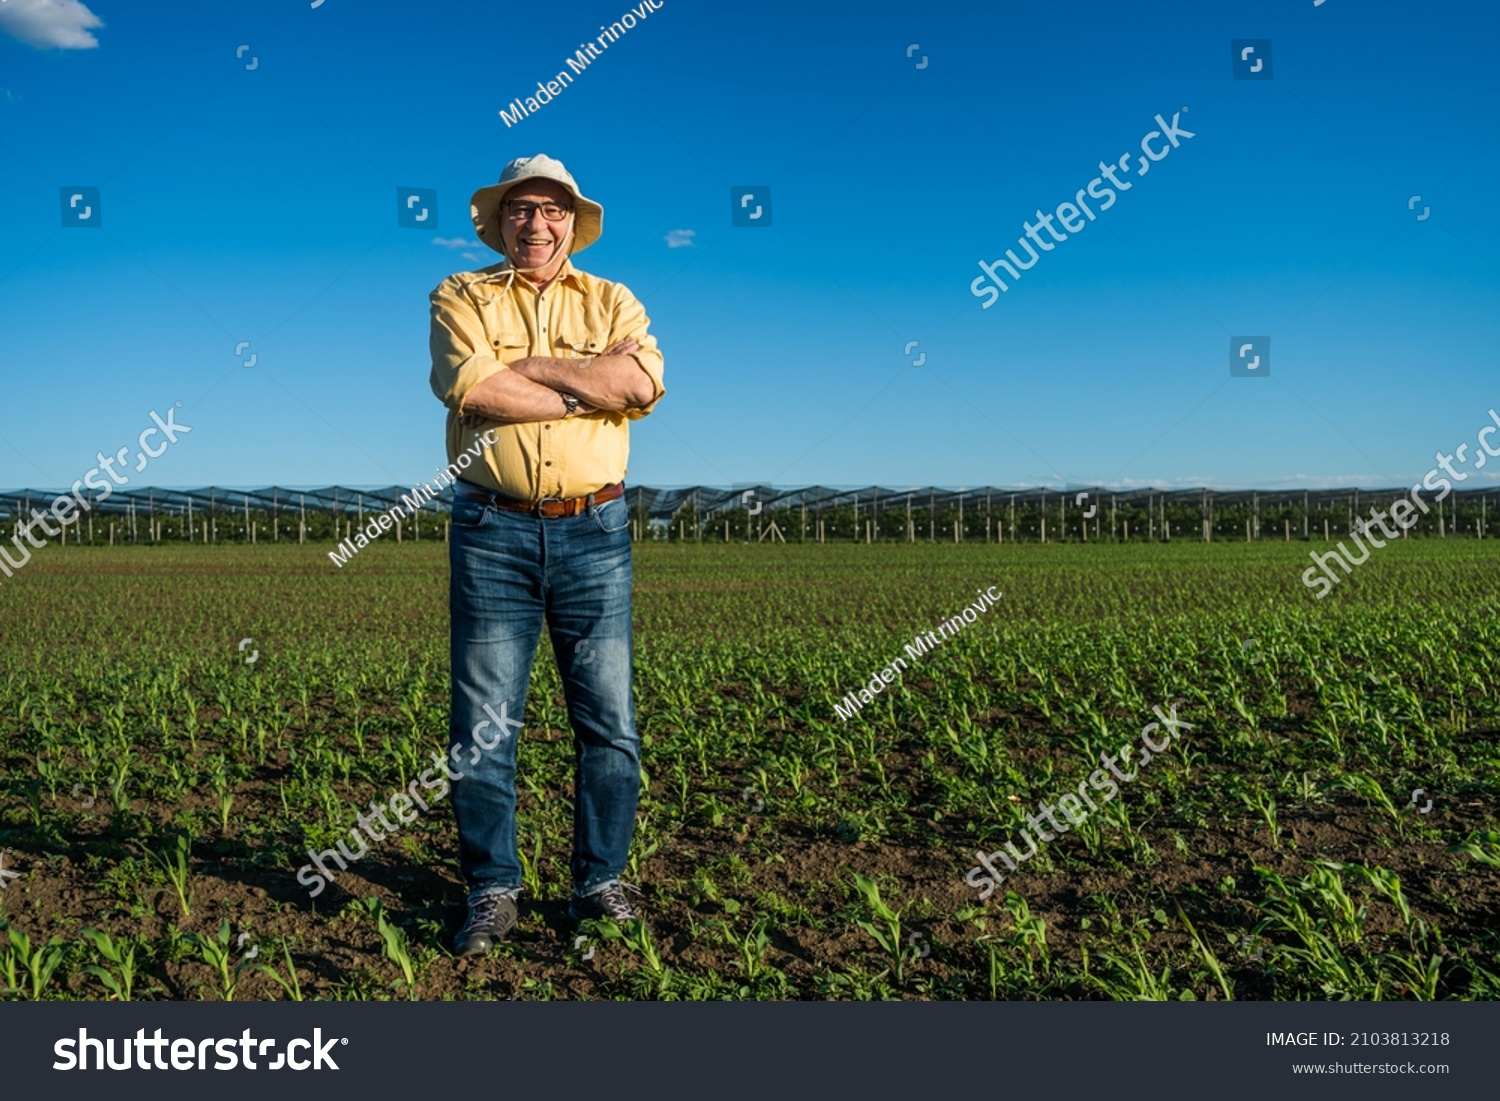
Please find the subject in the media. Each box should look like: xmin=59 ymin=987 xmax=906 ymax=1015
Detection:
xmin=470 ymin=154 xmax=603 ymax=259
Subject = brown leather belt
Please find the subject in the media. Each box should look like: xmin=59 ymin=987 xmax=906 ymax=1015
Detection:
xmin=455 ymin=478 xmax=624 ymax=519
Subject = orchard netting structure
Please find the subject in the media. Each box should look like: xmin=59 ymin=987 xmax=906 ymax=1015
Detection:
xmin=1 ymin=485 xmax=1495 ymax=545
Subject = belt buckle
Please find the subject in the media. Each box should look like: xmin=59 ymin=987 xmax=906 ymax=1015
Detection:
xmin=534 ymin=496 xmax=564 ymax=517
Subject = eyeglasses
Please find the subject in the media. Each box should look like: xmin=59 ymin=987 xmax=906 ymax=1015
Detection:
xmin=502 ymin=200 xmax=573 ymax=222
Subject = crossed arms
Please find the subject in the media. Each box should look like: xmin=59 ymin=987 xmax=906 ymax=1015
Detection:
xmin=459 ymin=340 xmax=656 ymax=424
xmin=430 ymin=272 xmax=666 ymax=427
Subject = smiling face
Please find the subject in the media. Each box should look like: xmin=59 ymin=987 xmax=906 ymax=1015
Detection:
xmin=497 ymin=179 xmax=575 ymax=278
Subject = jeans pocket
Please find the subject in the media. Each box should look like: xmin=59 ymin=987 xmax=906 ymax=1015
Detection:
xmin=590 ymin=496 xmax=630 ymax=535
xmin=451 ymin=496 xmax=492 ymax=530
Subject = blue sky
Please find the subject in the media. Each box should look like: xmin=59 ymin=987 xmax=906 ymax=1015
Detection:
xmin=1 ymin=0 xmax=1497 ymax=493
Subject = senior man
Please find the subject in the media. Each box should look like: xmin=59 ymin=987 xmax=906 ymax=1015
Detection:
xmin=428 ymin=154 xmax=665 ymax=957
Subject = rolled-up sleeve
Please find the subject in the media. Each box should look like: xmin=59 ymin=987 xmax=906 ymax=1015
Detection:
xmin=610 ymin=283 xmax=665 ymax=420
xmin=429 ymin=278 xmax=504 ymax=414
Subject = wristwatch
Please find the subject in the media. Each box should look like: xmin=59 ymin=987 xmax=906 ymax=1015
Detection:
xmin=561 ymin=393 xmax=580 ymax=417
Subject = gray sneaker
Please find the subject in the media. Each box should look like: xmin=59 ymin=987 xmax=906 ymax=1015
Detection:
xmin=568 ymin=882 xmax=644 ymax=923
xmin=454 ymin=892 xmax=518 ymax=957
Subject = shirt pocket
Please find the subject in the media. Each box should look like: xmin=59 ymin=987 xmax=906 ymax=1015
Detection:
xmin=554 ymin=329 xmax=606 ymax=358
xmin=486 ymin=327 xmax=531 ymax=365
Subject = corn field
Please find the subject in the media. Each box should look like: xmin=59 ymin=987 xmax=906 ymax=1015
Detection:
xmin=0 ymin=539 xmax=1496 ymax=1000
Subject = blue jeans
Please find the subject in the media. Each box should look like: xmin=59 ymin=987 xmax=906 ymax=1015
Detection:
xmin=447 ymin=479 xmax=640 ymax=903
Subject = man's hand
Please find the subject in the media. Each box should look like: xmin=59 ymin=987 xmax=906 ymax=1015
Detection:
xmin=593 ymin=338 xmax=639 ymax=364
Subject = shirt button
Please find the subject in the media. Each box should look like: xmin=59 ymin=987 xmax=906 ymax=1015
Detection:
xmin=545 ymin=461 xmax=552 ymax=467
xmin=544 ymin=424 xmax=550 ymax=430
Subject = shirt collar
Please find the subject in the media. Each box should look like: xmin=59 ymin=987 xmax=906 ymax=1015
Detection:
xmin=480 ymin=256 xmax=584 ymax=292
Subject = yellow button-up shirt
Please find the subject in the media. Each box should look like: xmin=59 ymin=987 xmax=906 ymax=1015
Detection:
xmin=428 ymin=257 xmax=665 ymax=500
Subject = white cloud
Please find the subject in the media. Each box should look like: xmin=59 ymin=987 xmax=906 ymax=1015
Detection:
xmin=433 ymin=236 xmax=483 ymax=250
xmin=0 ymin=0 xmax=105 ymax=50
xmin=461 ymin=251 xmax=484 ymax=263
xmin=664 ymin=229 xmax=696 ymax=249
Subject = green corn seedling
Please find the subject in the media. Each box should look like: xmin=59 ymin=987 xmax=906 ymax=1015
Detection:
xmin=189 ymin=919 xmax=242 ymax=1002
xmin=81 ymin=928 xmax=141 ymax=1001
xmin=149 ymin=832 xmax=194 ymax=917
xmin=256 ymin=937 xmax=305 ymax=1001
xmin=851 ymin=873 xmax=911 ymax=986
xmin=6 ymin=925 xmax=67 ymax=1001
